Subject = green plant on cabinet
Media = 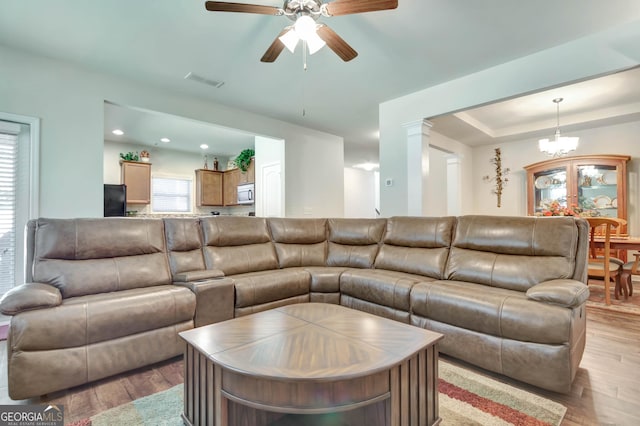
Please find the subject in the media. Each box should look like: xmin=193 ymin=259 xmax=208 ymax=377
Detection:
xmin=120 ymin=151 xmax=139 ymax=161
xmin=233 ymin=148 xmax=255 ymax=172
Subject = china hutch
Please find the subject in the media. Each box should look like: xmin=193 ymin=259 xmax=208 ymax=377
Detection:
xmin=524 ymin=154 xmax=630 ymax=235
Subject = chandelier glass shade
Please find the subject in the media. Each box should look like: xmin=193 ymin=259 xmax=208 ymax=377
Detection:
xmin=538 ymin=98 xmax=578 ymax=157
xmin=279 ymin=15 xmax=326 ymax=55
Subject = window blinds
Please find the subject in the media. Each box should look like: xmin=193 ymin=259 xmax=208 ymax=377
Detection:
xmin=0 ymin=131 xmax=17 ymax=294
xmin=152 ymin=177 xmax=191 ymax=213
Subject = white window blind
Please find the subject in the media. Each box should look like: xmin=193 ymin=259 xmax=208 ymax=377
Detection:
xmin=152 ymin=177 xmax=192 ymax=213
xmin=0 ymin=131 xmax=17 ymax=294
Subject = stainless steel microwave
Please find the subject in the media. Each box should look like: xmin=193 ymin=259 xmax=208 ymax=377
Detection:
xmin=237 ymin=183 xmax=254 ymax=205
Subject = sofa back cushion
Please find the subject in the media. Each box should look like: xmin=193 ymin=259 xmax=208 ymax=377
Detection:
xmin=327 ymin=219 xmax=386 ymax=268
xmin=446 ymin=215 xmax=582 ymax=291
xmin=374 ymin=216 xmax=455 ymax=279
xmin=200 ymin=216 xmax=278 ymax=275
xmin=32 ymin=218 xmax=172 ymax=298
xmin=268 ymin=218 xmax=327 ymax=268
xmin=163 ymin=218 xmax=205 ymax=275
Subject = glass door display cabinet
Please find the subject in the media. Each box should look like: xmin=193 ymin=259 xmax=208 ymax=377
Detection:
xmin=524 ymin=155 xmax=630 ymax=235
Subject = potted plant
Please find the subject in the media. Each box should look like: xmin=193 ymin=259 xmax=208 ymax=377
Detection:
xmin=233 ymin=148 xmax=255 ymax=172
xmin=119 ymin=151 xmax=139 ymax=161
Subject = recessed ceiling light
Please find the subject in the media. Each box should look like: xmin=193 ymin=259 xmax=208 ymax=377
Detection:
xmin=112 ymin=129 xmax=124 ymax=136
xmin=200 ymin=144 xmax=209 ymax=150
xmin=160 ymin=137 xmax=170 ymax=143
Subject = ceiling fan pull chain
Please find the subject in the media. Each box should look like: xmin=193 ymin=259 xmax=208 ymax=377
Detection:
xmin=303 ymin=40 xmax=308 ymax=71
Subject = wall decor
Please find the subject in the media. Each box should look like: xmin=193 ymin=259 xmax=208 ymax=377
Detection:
xmin=482 ymin=148 xmax=510 ymax=208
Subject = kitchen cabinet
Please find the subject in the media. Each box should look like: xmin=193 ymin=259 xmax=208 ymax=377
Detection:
xmin=238 ymin=158 xmax=255 ymax=184
xmin=120 ymin=161 xmax=151 ymax=204
xmin=195 ymin=169 xmax=223 ymax=206
xmin=524 ymin=154 xmax=630 ymax=234
xmin=223 ymin=168 xmax=240 ymax=206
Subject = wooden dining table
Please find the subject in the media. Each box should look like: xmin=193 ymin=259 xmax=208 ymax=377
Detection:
xmin=592 ymin=236 xmax=640 ymax=253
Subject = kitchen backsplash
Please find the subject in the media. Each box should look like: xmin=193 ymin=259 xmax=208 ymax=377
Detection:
xmin=126 ymin=204 xmax=255 ymax=217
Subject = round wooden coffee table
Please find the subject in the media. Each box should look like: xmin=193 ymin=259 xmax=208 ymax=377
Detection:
xmin=180 ymin=303 xmax=442 ymax=426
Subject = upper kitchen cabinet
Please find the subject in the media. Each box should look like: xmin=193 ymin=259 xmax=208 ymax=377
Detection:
xmin=238 ymin=158 xmax=255 ymax=184
xmin=223 ymin=168 xmax=240 ymax=206
xmin=524 ymin=154 xmax=630 ymax=234
xmin=195 ymin=169 xmax=223 ymax=207
xmin=120 ymin=161 xmax=151 ymax=204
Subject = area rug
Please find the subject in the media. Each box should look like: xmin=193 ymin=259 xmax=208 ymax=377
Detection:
xmin=0 ymin=324 xmax=8 ymax=341
xmin=586 ymin=281 xmax=640 ymax=316
xmin=68 ymin=361 xmax=566 ymax=426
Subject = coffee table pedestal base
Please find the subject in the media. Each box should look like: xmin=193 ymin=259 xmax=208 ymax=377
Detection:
xmin=182 ymin=343 xmax=441 ymax=426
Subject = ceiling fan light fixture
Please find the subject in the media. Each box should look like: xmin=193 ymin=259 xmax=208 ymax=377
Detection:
xmin=294 ymin=15 xmax=317 ymax=41
xmin=306 ymin=29 xmax=326 ymax=54
xmin=279 ymin=28 xmax=299 ymax=53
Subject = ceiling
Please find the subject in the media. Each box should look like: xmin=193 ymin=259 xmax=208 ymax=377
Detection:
xmin=429 ymin=66 xmax=640 ymax=146
xmin=104 ymin=102 xmax=256 ymax=157
xmin=2 ymin=1 xmax=640 ymax=164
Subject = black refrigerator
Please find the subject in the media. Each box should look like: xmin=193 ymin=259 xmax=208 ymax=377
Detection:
xmin=104 ymin=184 xmax=126 ymax=217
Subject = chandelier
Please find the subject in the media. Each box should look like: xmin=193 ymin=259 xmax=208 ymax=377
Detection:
xmin=538 ymin=98 xmax=579 ymax=157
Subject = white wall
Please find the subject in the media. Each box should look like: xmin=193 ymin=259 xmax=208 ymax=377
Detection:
xmin=471 ymin=120 xmax=640 ymax=234
xmin=344 ymin=168 xmax=377 ymax=218
xmin=255 ymin=136 xmax=285 ymax=217
xmin=0 ymin=45 xmax=344 ymax=218
xmin=285 ymin=134 xmax=344 ymax=217
xmin=379 ymin=19 xmax=640 ymax=217
xmin=426 ymin=147 xmax=449 ymax=217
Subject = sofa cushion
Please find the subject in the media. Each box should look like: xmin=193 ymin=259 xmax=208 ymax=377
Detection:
xmin=375 ymin=217 xmax=454 ymax=279
xmin=269 ymin=218 xmax=327 ymax=268
xmin=9 ymin=286 xmax=195 ymax=351
xmin=201 ymin=216 xmax=271 ymax=246
xmin=410 ymin=280 xmax=574 ymax=345
xmin=327 ymin=218 xmax=386 ymax=268
xmin=445 ymin=215 xmax=580 ymax=291
xmin=204 ymin=243 xmax=278 ymax=275
xmin=340 ymin=269 xmax=432 ymax=311
xmin=164 ymin=218 xmax=205 ymax=275
xmin=201 ymin=217 xmax=278 ymax=274
xmin=268 ymin=218 xmax=327 ymax=243
xmin=32 ymin=218 xmax=172 ymax=298
xmin=232 ymin=269 xmax=311 ymax=308
xmin=304 ymin=266 xmax=348 ymax=293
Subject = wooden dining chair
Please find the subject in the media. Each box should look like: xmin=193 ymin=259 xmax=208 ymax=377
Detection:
xmin=586 ymin=217 xmax=627 ymax=305
xmin=620 ymin=252 xmax=638 ymax=298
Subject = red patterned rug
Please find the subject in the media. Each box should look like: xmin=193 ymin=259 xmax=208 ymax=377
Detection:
xmin=68 ymin=360 xmax=565 ymax=426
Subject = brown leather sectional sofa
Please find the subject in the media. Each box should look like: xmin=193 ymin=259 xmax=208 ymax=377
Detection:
xmin=0 ymin=215 xmax=590 ymax=399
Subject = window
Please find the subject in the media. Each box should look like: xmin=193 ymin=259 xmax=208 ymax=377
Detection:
xmin=152 ymin=177 xmax=192 ymax=213
xmin=0 ymin=129 xmax=17 ymax=294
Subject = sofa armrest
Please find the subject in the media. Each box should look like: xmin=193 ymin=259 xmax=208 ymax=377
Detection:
xmin=525 ymin=279 xmax=589 ymax=308
xmin=174 ymin=277 xmax=234 ymax=327
xmin=0 ymin=283 xmax=62 ymax=315
xmin=173 ymin=269 xmax=225 ymax=282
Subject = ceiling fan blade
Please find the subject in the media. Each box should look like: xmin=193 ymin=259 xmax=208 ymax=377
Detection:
xmin=261 ymin=29 xmax=288 ymax=63
xmin=325 ymin=0 xmax=398 ymax=16
xmin=316 ymin=25 xmax=358 ymax=62
xmin=205 ymin=1 xmax=281 ymax=15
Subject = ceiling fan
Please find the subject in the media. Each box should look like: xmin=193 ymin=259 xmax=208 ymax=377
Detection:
xmin=204 ymin=0 xmax=398 ymax=62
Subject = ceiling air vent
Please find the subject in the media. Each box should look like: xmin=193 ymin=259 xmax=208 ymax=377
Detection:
xmin=184 ymin=72 xmax=225 ymax=89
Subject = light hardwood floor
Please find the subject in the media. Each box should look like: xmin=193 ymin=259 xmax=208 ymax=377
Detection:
xmin=1 ymin=307 xmax=639 ymax=425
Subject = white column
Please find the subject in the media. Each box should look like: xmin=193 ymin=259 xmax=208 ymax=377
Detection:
xmin=403 ymin=119 xmax=432 ymax=216
xmin=446 ymin=156 xmax=462 ymax=216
